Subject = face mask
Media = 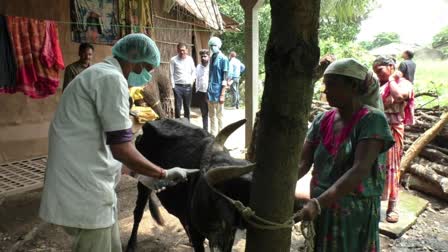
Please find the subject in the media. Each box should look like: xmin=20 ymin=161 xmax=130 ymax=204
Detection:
xmin=210 ymin=45 xmax=220 ymax=54
xmin=127 ymin=68 xmax=152 ymax=87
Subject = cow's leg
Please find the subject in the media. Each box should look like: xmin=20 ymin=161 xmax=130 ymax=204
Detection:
xmin=209 ymin=228 xmax=236 ymax=252
xmin=126 ymin=182 xmax=150 ymax=252
xmin=189 ymin=228 xmax=206 ymax=252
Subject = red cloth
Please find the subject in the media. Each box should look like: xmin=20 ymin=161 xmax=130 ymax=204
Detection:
xmin=382 ymin=124 xmax=404 ymax=203
xmin=320 ymin=107 xmax=369 ymax=156
xmin=6 ymin=16 xmax=64 ymax=98
xmin=41 ymin=21 xmax=65 ymax=70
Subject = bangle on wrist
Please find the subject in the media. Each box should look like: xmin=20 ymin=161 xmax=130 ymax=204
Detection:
xmin=311 ymin=198 xmax=321 ymax=215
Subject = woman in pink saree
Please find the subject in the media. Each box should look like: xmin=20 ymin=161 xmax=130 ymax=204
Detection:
xmin=373 ymin=56 xmax=414 ymax=223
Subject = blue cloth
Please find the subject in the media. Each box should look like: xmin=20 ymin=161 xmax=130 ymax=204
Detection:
xmin=208 ymin=52 xmax=229 ymax=102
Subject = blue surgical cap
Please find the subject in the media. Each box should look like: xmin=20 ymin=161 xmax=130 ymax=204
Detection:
xmin=208 ymin=36 xmax=222 ymax=49
xmin=112 ymin=33 xmax=160 ymax=67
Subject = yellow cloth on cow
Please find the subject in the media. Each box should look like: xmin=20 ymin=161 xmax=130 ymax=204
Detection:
xmin=131 ymin=105 xmax=159 ymax=123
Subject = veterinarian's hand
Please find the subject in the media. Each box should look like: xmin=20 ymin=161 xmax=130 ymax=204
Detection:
xmin=165 ymin=167 xmax=200 ymax=182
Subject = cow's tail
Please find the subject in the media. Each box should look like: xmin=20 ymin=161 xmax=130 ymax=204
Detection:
xmin=148 ymin=192 xmax=165 ymax=226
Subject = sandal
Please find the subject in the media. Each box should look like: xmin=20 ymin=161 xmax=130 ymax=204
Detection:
xmin=386 ymin=210 xmax=399 ymax=223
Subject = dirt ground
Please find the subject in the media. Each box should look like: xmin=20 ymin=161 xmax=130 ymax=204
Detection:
xmin=0 ymin=175 xmax=447 ymax=252
xmin=1 ymin=108 xmax=447 ymax=251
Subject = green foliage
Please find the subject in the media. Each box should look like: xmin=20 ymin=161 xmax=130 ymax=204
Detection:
xmin=432 ymin=26 xmax=448 ymax=48
xmin=361 ymin=32 xmax=401 ymax=50
xmin=432 ymin=26 xmax=448 ymax=58
xmin=319 ymin=19 xmax=361 ymax=45
xmin=320 ymin=0 xmax=377 ymax=22
xmin=217 ymin=0 xmax=271 ymax=73
xmin=320 ymin=37 xmax=374 ymax=65
xmin=319 ymin=0 xmax=376 ymax=44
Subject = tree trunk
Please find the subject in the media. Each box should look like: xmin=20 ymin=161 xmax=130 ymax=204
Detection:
xmin=245 ymin=1 xmax=320 ymax=251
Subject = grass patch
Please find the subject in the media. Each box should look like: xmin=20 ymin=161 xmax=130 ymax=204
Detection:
xmin=413 ymin=60 xmax=448 ymax=108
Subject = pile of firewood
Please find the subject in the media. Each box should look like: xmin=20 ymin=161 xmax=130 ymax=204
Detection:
xmin=402 ymin=107 xmax=448 ymax=201
xmin=310 ymin=101 xmax=448 ymax=201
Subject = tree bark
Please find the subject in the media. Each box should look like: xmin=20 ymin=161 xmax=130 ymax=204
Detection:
xmin=245 ymin=1 xmax=320 ymax=251
xmin=400 ymin=112 xmax=448 ymax=174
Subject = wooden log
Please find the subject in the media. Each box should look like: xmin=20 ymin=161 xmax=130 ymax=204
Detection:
xmin=400 ymin=112 xmax=448 ymax=174
xmin=402 ymin=173 xmax=448 ymax=201
xmin=419 ymin=148 xmax=448 ymax=165
xmin=415 ymin=157 xmax=448 ymax=177
xmin=418 ymin=111 xmax=439 ymax=122
xmin=427 ymin=144 xmax=448 ymax=156
xmin=408 ymin=163 xmax=448 ymax=193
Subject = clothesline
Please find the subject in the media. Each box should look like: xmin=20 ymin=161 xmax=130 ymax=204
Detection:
xmin=19 ymin=20 xmax=243 ymax=33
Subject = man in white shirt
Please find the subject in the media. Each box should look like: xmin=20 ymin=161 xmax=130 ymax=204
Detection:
xmin=195 ymin=49 xmax=210 ymax=131
xmin=39 ymin=34 xmax=197 ymax=252
xmin=228 ymin=51 xmax=245 ymax=109
xmin=170 ymin=43 xmax=196 ymax=120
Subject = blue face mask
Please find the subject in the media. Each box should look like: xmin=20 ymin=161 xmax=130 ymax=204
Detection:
xmin=127 ymin=67 xmax=152 ymax=87
xmin=210 ymin=45 xmax=220 ymax=54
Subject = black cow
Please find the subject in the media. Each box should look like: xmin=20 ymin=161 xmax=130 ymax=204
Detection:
xmin=126 ymin=119 xmax=255 ymax=252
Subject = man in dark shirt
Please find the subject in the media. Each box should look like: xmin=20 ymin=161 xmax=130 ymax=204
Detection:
xmin=398 ymin=50 xmax=416 ymax=83
xmin=62 ymin=43 xmax=94 ymax=91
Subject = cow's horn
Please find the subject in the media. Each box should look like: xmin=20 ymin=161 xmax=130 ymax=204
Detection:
xmin=214 ymin=119 xmax=247 ymax=147
xmin=205 ymin=163 xmax=255 ymax=185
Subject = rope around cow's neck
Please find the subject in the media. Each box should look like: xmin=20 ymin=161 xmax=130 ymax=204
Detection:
xmin=206 ymin=179 xmax=316 ymax=250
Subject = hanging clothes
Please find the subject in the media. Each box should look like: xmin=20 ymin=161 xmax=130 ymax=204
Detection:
xmin=6 ymin=16 xmax=64 ymax=98
xmin=0 ymin=15 xmax=17 ymax=93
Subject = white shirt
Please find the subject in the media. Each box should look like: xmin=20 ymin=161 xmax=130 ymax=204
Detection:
xmin=39 ymin=57 xmax=132 ymax=229
xmin=228 ymin=57 xmax=245 ymax=79
xmin=195 ymin=63 xmax=209 ymax=92
xmin=169 ymin=55 xmax=196 ymax=88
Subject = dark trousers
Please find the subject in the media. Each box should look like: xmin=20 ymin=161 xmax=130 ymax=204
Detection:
xmin=173 ymin=84 xmax=192 ymax=120
xmin=197 ymin=91 xmax=209 ymax=131
xmin=229 ymin=77 xmax=240 ymax=108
